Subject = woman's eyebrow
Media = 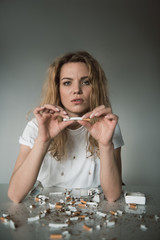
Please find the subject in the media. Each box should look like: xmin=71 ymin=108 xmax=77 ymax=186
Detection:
xmin=61 ymin=77 xmax=73 ymax=81
xmin=81 ymin=76 xmax=89 ymax=80
xmin=61 ymin=76 xmax=89 ymax=81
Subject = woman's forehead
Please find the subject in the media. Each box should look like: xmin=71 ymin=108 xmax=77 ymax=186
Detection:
xmin=60 ymin=62 xmax=89 ymax=79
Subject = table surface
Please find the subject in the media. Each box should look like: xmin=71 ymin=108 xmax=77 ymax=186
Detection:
xmin=0 ymin=184 xmax=160 ymax=240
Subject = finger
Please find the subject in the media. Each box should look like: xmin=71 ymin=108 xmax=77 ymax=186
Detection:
xmin=43 ymin=104 xmax=67 ymax=115
xmin=33 ymin=106 xmax=45 ymax=115
xmin=51 ymin=112 xmax=69 ymax=120
xmin=59 ymin=120 xmax=75 ymax=130
xmin=77 ymin=120 xmax=92 ymax=131
xmin=82 ymin=106 xmax=111 ymax=119
xmin=105 ymin=113 xmax=118 ymax=121
xmin=89 ymin=107 xmax=112 ymax=119
xmin=82 ymin=105 xmax=105 ymax=118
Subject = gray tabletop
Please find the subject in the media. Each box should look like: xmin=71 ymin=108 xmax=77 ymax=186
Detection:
xmin=0 ymin=184 xmax=160 ymax=240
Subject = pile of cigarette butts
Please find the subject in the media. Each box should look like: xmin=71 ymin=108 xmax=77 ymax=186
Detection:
xmin=1 ymin=188 xmax=160 ymax=239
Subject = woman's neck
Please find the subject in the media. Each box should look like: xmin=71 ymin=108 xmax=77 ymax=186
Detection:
xmin=68 ymin=122 xmax=81 ymax=130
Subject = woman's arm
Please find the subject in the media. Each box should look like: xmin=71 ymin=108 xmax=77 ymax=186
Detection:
xmin=79 ymin=105 xmax=122 ymax=202
xmin=99 ymin=144 xmax=122 ymax=202
xmin=8 ymin=139 xmax=50 ymax=203
xmin=8 ymin=105 xmax=73 ymax=203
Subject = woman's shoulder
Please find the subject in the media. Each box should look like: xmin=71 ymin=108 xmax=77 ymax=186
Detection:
xmin=27 ymin=118 xmax=38 ymax=128
xmin=21 ymin=118 xmax=38 ymax=136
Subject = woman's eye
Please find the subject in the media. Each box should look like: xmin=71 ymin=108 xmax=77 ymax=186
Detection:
xmin=82 ymin=80 xmax=90 ymax=85
xmin=63 ymin=81 xmax=71 ymax=86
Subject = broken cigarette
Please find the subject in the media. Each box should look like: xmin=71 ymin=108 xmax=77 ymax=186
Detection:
xmin=83 ymin=224 xmax=93 ymax=232
xmin=63 ymin=117 xmax=91 ymax=122
xmin=28 ymin=215 xmax=40 ymax=222
xmin=49 ymin=223 xmax=68 ymax=228
xmin=50 ymin=234 xmax=62 ymax=239
xmin=140 ymin=224 xmax=148 ymax=231
xmin=78 ymin=203 xmax=86 ymax=208
xmin=109 ymin=211 xmax=117 ymax=216
xmin=106 ymin=219 xmax=116 ymax=227
xmin=129 ymin=203 xmax=137 ymax=210
xmin=80 ymin=199 xmax=87 ymax=204
xmin=96 ymin=211 xmax=107 ymax=217
xmin=78 ymin=215 xmax=86 ymax=219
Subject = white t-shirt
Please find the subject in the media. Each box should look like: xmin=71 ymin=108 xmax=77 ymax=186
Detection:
xmin=19 ymin=118 xmax=124 ymax=188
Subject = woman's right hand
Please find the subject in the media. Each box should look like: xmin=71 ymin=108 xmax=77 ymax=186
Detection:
xmin=33 ymin=104 xmax=73 ymax=143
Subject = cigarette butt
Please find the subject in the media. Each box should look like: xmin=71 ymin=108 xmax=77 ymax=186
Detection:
xmin=83 ymin=118 xmax=91 ymax=122
xmin=56 ymin=202 xmax=63 ymax=206
xmin=70 ymin=217 xmax=79 ymax=221
xmin=80 ymin=200 xmax=87 ymax=204
xmin=66 ymin=197 xmax=71 ymax=201
xmin=35 ymin=197 xmax=40 ymax=202
xmin=109 ymin=211 xmax=117 ymax=216
xmin=46 ymin=208 xmax=51 ymax=214
xmin=0 ymin=217 xmax=5 ymax=222
xmin=79 ymin=215 xmax=86 ymax=219
xmin=129 ymin=203 xmax=137 ymax=209
xmin=72 ymin=211 xmax=81 ymax=216
xmin=78 ymin=204 xmax=86 ymax=208
xmin=50 ymin=234 xmax=62 ymax=239
xmin=30 ymin=204 xmax=36 ymax=209
xmin=55 ymin=205 xmax=63 ymax=209
xmin=83 ymin=224 xmax=93 ymax=232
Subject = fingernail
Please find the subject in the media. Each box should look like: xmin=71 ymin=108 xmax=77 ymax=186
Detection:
xmin=55 ymin=108 xmax=60 ymax=111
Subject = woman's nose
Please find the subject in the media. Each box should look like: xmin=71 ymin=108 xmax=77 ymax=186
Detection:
xmin=73 ymin=83 xmax=82 ymax=94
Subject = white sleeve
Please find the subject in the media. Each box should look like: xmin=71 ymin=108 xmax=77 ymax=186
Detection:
xmin=112 ymin=123 xmax=124 ymax=149
xmin=19 ymin=118 xmax=38 ymax=148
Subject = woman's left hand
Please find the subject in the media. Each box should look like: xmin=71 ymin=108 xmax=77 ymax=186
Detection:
xmin=78 ymin=105 xmax=118 ymax=147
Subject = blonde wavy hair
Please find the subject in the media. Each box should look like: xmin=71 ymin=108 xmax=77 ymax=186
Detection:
xmin=40 ymin=51 xmax=111 ymax=160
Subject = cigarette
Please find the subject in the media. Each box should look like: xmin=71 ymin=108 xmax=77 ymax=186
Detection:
xmin=28 ymin=215 xmax=40 ymax=222
xmin=78 ymin=215 xmax=86 ymax=219
xmin=140 ymin=224 xmax=148 ymax=231
xmin=49 ymin=192 xmax=63 ymax=196
xmin=55 ymin=205 xmax=63 ymax=209
xmin=0 ymin=217 xmax=5 ymax=222
xmin=50 ymin=234 xmax=62 ymax=239
xmin=96 ymin=211 xmax=106 ymax=217
xmin=63 ymin=117 xmax=91 ymax=122
xmin=35 ymin=197 xmax=40 ymax=202
xmin=49 ymin=223 xmax=68 ymax=228
xmin=83 ymin=224 xmax=93 ymax=232
xmin=78 ymin=203 xmax=86 ymax=208
xmin=69 ymin=217 xmax=79 ymax=221
xmin=65 ymin=211 xmax=71 ymax=216
xmin=86 ymin=202 xmax=98 ymax=207
xmin=49 ymin=203 xmax=56 ymax=208
xmin=106 ymin=220 xmax=116 ymax=227
xmin=117 ymin=210 xmax=123 ymax=215
xmin=72 ymin=211 xmax=81 ymax=216
xmin=129 ymin=203 xmax=137 ymax=209
xmin=68 ymin=206 xmax=77 ymax=212
xmin=109 ymin=211 xmax=117 ymax=216
xmin=30 ymin=204 xmax=36 ymax=209
xmin=80 ymin=199 xmax=87 ymax=204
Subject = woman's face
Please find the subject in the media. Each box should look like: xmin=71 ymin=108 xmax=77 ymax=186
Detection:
xmin=59 ymin=62 xmax=92 ymax=117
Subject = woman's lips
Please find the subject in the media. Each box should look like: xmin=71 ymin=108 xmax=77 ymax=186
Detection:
xmin=71 ymin=99 xmax=84 ymax=104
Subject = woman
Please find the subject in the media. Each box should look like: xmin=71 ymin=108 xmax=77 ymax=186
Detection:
xmin=8 ymin=51 xmax=124 ymax=203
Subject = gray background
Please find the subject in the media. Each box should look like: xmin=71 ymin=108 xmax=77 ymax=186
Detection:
xmin=0 ymin=0 xmax=160 ymax=186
